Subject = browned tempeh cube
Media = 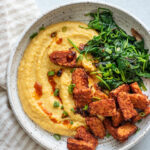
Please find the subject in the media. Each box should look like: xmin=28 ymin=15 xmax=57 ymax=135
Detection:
xmin=117 ymin=92 xmax=137 ymax=120
xmin=75 ymin=126 xmax=98 ymax=148
xmin=129 ymin=93 xmax=149 ymax=110
xmin=104 ymin=119 xmax=137 ymax=142
xmin=72 ymin=68 xmax=89 ymax=89
xmin=104 ymin=119 xmax=118 ymax=140
xmin=130 ymin=82 xmax=142 ymax=94
xmin=89 ymin=99 xmax=117 ymax=117
xmin=112 ymin=109 xmax=124 ymax=127
xmin=132 ymin=107 xmax=150 ymax=123
xmin=49 ymin=50 xmax=76 ymax=67
xmin=86 ymin=117 xmax=106 ymax=139
xmin=93 ymin=89 xmax=108 ymax=100
xmin=73 ymin=88 xmax=92 ymax=108
xmin=67 ymin=138 xmax=95 ymax=150
xmin=72 ymin=68 xmax=92 ymax=108
xmin=116 ymin=123 xmax=137 ymax=142
xmin=109 ymin=84 xmax=130 ymax=98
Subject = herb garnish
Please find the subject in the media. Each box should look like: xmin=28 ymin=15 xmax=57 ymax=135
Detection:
xmin=83 ymin=105 xmax=88 ymax=111
xmin=62 ymin=111 xmax=69 ymax=118
xmin=30 ymin=32 xmax=38 ymax=39
xmin=106 ymin=133 xmax=111 ymax=138
xmin=54 ymin=89 xmax=59 ymax=96
xmin=48 ymin=71 xmax=55 ymax=76
xmin=92 ymin=97 xmax=101 ymax=101
xmin=68 ymin=84 xmax=76 ymax=94
xmin=70 ymin=68 xmax=75 ymax=73
xmin=139 ymin=112 xmax=145 ymax=117
xmin=39 ymin=25 xmax=45 ymax=31
xmin=136 ymin=128 xmax=140 ymax=133
xmin=76 ymin=54 xmax=83 ymax=62
xmin=53 ymin=134 xmax=61 ymax=140
xmin=81 ymin=8 xmax=150 ymax=90
xmin=68 ymin=39 xmax=80 ymax=52
xmin=62 ymin=26 xmax=67 ymax=32
xmin=70 ymin=108 xmax=75 ymax=113
xmin=70 ymin=120 xmax=73 ymax=125
xmin=53 ymin=101 xmax=60 ymax=108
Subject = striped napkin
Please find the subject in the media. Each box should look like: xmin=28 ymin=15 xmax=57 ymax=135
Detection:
xmin=0 ymin=0 xmax=44 ymax=149
xmin=0 ymin=0 xmax=40 ymax=89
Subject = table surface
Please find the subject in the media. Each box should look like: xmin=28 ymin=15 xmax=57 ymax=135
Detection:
xmin=35 ymin=0 xmax=150 ymax=150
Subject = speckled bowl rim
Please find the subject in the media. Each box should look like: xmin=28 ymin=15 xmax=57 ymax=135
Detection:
xmin=7 ymin=1 xmax=150 ymax=150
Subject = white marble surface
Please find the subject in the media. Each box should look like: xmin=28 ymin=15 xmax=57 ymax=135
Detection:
xmin=34 ymin=0 xmax=150 ymax=150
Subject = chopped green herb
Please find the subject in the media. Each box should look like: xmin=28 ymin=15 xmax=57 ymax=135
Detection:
xmin=83 ymin=105 xmax=88 ymax=111
xmin=53 ymin=101 xmax=60 ymax=108
xmin=79 ymin=25 xmax=90 ymax=29
xmin=68 ymin=84 xmax=76 ymax=94
xmin=92 ymin=97 xmax=101 ymax=101
xmin=137 ymin=119 xmax=142 ymax=123
xmin=139 ymin=112 xmax=145 ymax=117
xmin=61 ymin=105 xmax=64 ymax=109
xmin=54 ymin=89 xmax=59 ymax=96
xmin=62 ymin=26 xmax=67 ymax=32
xmin=67 ymin=38 xmax=80 ymax=52
xmin=96 ymin=75 xmax=110 ymax=90
xmin=70 ymin=68 xmax=75 ymax=73
xmin=106 ymin=133 xmax=111 ymax=138
xmin=136 ymin=128 xmax=140 ymax=133
xmin=70 ymin=120 xmax=73 ymax=125
xmin=48 ymin=71 xmax=55 ymax=76
xmin=39 ymin=25 xmax=45 ymax=31
xmin=53 ymin=134 xmax=61 ymax=140
xmin=76 ymin=54 xmax=83 ymax=62
xmin=30 ymin=32 xmax=38 ymax=39
xmin=70 ymin=108 xmax=75 ymax=113
xmin=62 ymin=111 xmax=68 ymax=118
xmin=81 ymin=8 xmax=150 ymax=90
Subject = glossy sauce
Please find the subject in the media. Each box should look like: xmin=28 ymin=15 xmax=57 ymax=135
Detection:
xmin=48 ymin=76 xmax=62 ymax=103
xmin=56 ymin=38 xmax=63 ymax=44
xmin=38 ymin=102 xmax=70 ymax=125
xmin=34 ymin=82 xmax=42 ymax=98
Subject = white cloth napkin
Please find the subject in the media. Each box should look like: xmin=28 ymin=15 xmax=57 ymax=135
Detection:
xmin=0 ymin=0 xmax=44 ymax=149
xmin=0 ymin=0 xmax=40 ymax=89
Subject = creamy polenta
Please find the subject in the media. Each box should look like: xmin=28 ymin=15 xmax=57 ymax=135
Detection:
xmin=17 ymin=21 xmax=98 ymax=136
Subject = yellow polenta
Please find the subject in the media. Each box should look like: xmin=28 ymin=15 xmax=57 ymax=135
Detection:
xmin=17 ymin=21 xmax=98 ymax=136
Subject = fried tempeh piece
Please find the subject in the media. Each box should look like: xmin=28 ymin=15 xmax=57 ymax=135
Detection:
xmin=130 ymin=82 xmax=142 ymax=94
xmin=132 ymin=107 xmax=150 ymax=123
xmin=75 ymin=126 xmax=98 ymax=147
xmin=67 ymin=138 xmax=95 ymax=150
xmin=109 ymin=84 xmax=130 ymax=98
xmin=93 ymin=84 xmax=108 ymax=100
xmin=49 ymin=50 xmax=76 ymax=67
xmin=93 ymin=89 xmax=108 ymax=100
xmin=116 ymin=123 xmax=137 ymax=142
xmin=104 ymin=119 xmax=118 ymax=140
xmin=112 ymin=109 xmax=124 ymax=127
xmin=89 ymin=99 xmax=117 ymax=117
xmin=104 ymin=119 xmax=137 ymax=142
xmin=117 ymin=92 xmax=137 ymax=120
xmin=73 ymin=88 xmax=92 ymax=108
xmin=86 ymin=117 xmax=106 ymax=139
xmin=72 ymin=68 xmax=89 ymax=89
xmin=129 ymin=93 xmax=149 ymax=110
xmin=72 ymin=68 xmax=92 ymax=108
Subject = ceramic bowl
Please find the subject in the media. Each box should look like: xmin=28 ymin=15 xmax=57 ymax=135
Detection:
xmin=7 ymin=1 xmax=150 ymax=150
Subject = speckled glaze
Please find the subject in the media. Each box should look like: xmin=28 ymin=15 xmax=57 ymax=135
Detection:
xmin=7 ymin=1 xmax=150 ymax=150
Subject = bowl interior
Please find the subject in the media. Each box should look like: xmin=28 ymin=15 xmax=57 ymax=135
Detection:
xmin=7 ymin=2 xmax=150 ymax=150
